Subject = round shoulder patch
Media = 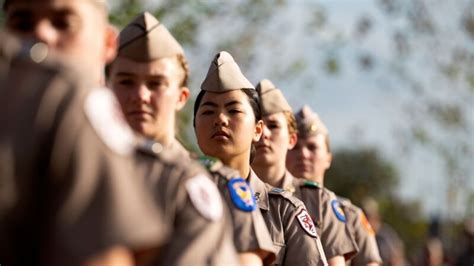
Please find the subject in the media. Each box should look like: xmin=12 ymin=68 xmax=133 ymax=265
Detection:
xmin=331 ymin=200 xmax=347 ymax=223
xmin=296 ymin=208 xmax=318 ymax=238
xmin=186 ymin=174 xmax=223 ymax=221
xmin=360 ymin=211 xmax=375 ymax=236
xmin=227 ymin=177 xmax=256 ymax=212
xmin=84 ymin=88 xmax=135 ymax=156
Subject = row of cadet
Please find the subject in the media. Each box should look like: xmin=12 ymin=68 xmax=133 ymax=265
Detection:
xmin=0 ymin=1 xmax=403 ymax=266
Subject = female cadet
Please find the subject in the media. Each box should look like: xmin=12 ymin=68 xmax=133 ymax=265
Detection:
xmin=194 ymin=52 xmax=328 ymax=266
xmin=252 ymin=80 xmax=359 ymax=266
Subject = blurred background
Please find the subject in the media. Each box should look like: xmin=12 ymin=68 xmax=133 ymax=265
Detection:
xmin=4 ymin=0 xmax=474 ymax=263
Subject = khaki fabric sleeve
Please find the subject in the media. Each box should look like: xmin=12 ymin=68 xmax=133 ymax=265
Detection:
xmin=349 ymin=207 xmax=382 ymax=265
xmin=214 ymin=175 xmax=276 ymax=261
xmin=319 ymin=190 xmax=358 ymax=260
xmin=136 ymin=154 xmax=239 ymax=265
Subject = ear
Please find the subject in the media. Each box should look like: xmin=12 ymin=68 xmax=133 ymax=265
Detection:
xmin=288 ymin=132 xmax=298 ymax=150
xmin=253 ymin=120 xmax=264 ymax=142
xmin=326 ymin=152 xmax=333 ymax=169
xmin=104 ymin=24 xmax=118 ymax=64
xmin=175 ymin=87 xmax=190 ymax=111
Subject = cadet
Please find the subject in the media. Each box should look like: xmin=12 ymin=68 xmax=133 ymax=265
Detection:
xmin=0 ymin=33 xmax=165 ymax=266
xmin=107 ymin=11 xmax=190 ymax=158
xmin=252 ymin=80 xmax=355 ymax=265
xmin=106 ymin=12 xmax=240 ymax=265
xmin=286 ymin=106 xmax=357 ymax=265
xmin=194 ymin=51 xmax=328 ymax=265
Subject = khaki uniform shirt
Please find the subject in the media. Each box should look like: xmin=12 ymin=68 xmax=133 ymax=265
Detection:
xmin=134 ymin=144 xmax=239 ymax=265
xmin=0 ymin=51 xmax=164 ymax=266
xmin=338 ymin=198 xmax=382 ymax=265
xmin=168 ymin=138 xmax=192 ymax=160
xmin=250 ymin=170 xmax=328 ymax=266
xmin=200 ymin=158 xmax=276 ymax=264
xmin=281 ymin=172 xmax=358 ymax=260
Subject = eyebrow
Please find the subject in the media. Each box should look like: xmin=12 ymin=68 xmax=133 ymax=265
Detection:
xmin=200 ymin=101 xmax=218 ymax=108
xmin=224 ymin=100 xmax=242 ymax=107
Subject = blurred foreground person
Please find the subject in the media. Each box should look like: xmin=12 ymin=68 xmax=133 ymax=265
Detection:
xmin=362 ymin=197 xmax=405 ymax=266
xmin=0 ymin=32 xmax=164 ymax=266
xmin=107 ymin=12 xmax=240 ymax=265
xmin=194 ymin=52 xmax=327 ymax=265
xmin=285 ymin=105 xmax=366 ymax=265
xmin=456 ymin=218 xmax=474 ymax=266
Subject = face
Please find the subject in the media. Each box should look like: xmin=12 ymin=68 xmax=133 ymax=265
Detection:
xmin=286 ymin=133 xmax=332 ymax=180
xmin=252 ymin=112 xmax=297 ymax=167
xmin=108 ymin=56 xmax=189 ymax=141
xmin=194 ymin=90 xmax=263 ymax=164
xmin=5 ymin=0 xmax=116 ymax=82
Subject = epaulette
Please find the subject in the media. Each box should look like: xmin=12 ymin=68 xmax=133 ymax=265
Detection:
xmin=336 ymin=196 xmax=352 ymax=207
xmin=267 ymin=185 xmax=303 ymax=208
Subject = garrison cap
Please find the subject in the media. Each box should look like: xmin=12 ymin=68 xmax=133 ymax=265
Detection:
xmin=295 ymin=105 xmax=328 ymax=138
xmin=3 ymin=0 xmax=109 ymax=10
xmin=200 ymin=51 xmax=254 ymax=92
xmin=118 ymin=12 xmax=184 ymax=62
xmin=256 ymin=79 xmax=292 ymax=116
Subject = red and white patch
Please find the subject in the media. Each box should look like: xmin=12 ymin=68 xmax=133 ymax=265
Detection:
xmin=297 ymin=208 xmax=318 ymax=238
xmin=84 ymin=88 xmax=136 ymax=156
xmin=186 ymin=174 xmax=223 ymax=221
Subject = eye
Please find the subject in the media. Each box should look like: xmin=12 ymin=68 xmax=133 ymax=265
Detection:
xmin=7 ymin=14 xmax=35 ymax=33
xmin=200 ymin=110 xmax=214 ymax=115
xmin=228 ymin=109 xmax=242 ymax=114
xmin=117 ymin=78 xmax=136 ymax=87
xmin=51 ymin=11 xmax=80 ymax=32
xmin=267 ymin=123 xmax=280 ymax=129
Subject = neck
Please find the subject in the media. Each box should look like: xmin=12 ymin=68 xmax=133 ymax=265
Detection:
xmin=253 ymin=159 xmax=286 ymax=187
xmin=223 ymin=153 xmax=251 ymax=179
xmin=311 ymin=175 xmax=324 ymax=186
xmin=155 ymin=120 xmax=176 ymax=147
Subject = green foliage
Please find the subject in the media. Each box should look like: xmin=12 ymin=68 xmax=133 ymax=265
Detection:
xmin=325 ymin=147 xmax=399 ymax=203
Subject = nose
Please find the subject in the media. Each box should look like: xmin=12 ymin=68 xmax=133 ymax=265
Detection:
xmin=33 ymin=20 xmax=59 ymax=47
xmin=131 ymin=83 xmax=152 ymax=104
xmin=300 ymin=146 xmax=311 ymax=159
xmin=261 ymin=124 xmax=271 ymax=139
xmin=214 ymin=112 xmax=229 ymax=127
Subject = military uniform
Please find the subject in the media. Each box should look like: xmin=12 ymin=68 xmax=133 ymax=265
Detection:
xmin=199 ymin=156 xmax=276 ymax=264
xmin=134 ymin=143 xmax=239 ymax=265
xmin=281 ymin=171 xmax=358 ymax=260
xmin=0 ymin=42 xmax=164 ymax=266
xmin=250 ymin=170 xmax=328 ymax=265
xmin=338 ymin=197 xmax=382 ymax=265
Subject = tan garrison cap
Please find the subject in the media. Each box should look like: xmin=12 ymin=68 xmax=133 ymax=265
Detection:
xmin=118 ymin=12 xmax=184 ymax=62
xmin=200 ymin=51 xmax=254 ymax=92
xmin=256 ymin=79 xmax=292 ymax=116
xmin=295 ymin=105 xmax=328 ymax=138
xmin=3 ymin=0 xmax=109 ymax=10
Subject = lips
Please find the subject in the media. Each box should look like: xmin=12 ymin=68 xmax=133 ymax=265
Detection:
xmin=255 ymin=143 xmax=271 ymax=151
xmin=212 ymin=130 xmax=230 ymax=140
xmin=126 ymin=109 xmax=153 ymax=120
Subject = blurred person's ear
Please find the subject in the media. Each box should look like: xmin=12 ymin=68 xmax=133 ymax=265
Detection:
xmin=104 ymin=25 xmax=118 ymax=64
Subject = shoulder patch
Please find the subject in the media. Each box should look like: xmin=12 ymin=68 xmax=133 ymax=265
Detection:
xmin=296 ymin=208 xmax=318 ymax=238
xmin=360 ymin=211 xmax=375 ymax=236
xmin=84 ymin=88 xmax=135 ymax=156
xmin=227 ymin=177 xmax=256 ymax=212
xmin=186 ymin=174 xmax=223 ymax=221
xmin=331 ymin=200 xmax=347 ymax=223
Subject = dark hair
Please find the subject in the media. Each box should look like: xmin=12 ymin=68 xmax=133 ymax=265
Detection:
xmin=193 ymin=88 xmax=262 ymax=127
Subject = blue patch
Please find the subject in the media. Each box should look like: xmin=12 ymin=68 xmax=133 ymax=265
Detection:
xmin=270 ymin=187 xmax=285 ymax=194
xmin=331 ymin=200 xmax=347 ymax=223
xmin=227 ymin=178 xmax=256 ymax=212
